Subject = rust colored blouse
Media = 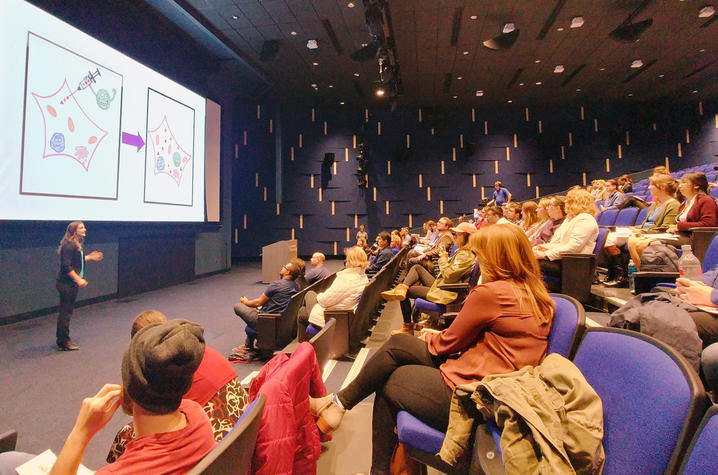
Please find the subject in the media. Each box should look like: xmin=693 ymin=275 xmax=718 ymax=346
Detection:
xmin=426 ymin=279 xmax=551 ymax=389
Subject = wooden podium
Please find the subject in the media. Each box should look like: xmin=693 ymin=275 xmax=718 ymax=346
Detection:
xmin=261 ymin=240 xmax=297 ymax=283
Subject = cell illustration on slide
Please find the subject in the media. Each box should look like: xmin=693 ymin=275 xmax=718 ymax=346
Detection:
xmin=144 ymin=88 xmax=195 ymax=207
xmin=21 ymin=33 xmax=123 ymax=199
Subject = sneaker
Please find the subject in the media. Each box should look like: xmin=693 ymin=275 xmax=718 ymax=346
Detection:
xmin=311 ymin=394 xmax=346 ymax=433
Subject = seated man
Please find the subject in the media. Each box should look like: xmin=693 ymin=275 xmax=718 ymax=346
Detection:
xmin=483 ymin=206 xmax=512 ymax=226
xmin=306 ymin=252 xmax=331 ymax=284
xmin=600 ymin=179 xmax=626 ymax=211
xmin=365 ymin=232 xmax=393 ymax=275
xmin=0 ymin=319 xmax=216 ymax=475
xmin=406 ymin=217 xmax=454 ymax=271
xmin=233 ymin=258 xmax=305 ymax=357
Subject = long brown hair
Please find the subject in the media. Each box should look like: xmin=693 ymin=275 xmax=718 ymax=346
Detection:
xmin=470 ymin=224 xmax=554 ymax=323
xmin=57 ymin=221 xmax=84 ymax=254
xmin=131 ymin=310 xmax=168 ymax=337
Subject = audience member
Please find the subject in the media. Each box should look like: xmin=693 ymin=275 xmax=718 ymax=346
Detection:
xmin=504 ymin=202 xmax=522 ymax=225
xmin=389 ymin=232 xmax=402 ymax=254
xmin=600 ymin=179 xmax=626 ymax=210
xmin=521 ymin=201 xmax=541 ymax=236
xmin=5 ymin=320 xmax=217 ymax=475
xmin=399 ymin=227 xmax=415 ymax=247
xmin=530 ymin=196 xmax=566 ymax=246
xmin=483 ymin=206 xmax=511 ymax=226
xmin=618 ymin=174 xmax=633 ymax=193
xmin=407 ymin=217 xmax=454 ymax=270
xmin=306 ymin=252 xmax=331 ymax=284
xmin=419 ymin=220 xmax=437 ymax=245
xmin=533 ymin=189 xmax=599 ymax=291
xmin=487 ymin=181 xmax=512 ymax=207
xmin=355 ymin=224 xmax=368 ymax=246
xmin=304 ymin=246 xmax=369 ymax=336
xmin=365 ymin=232 xmax=393 ymax=274
xmin=382 ymin=222 xmax=477 ymax=335
xmin=108 ymin=310 xmax=247 ymax=462
xmin=309 ymin=224 xmax=555 ymax=474
xmin=232 ymin=258 xmax=305 ymax=357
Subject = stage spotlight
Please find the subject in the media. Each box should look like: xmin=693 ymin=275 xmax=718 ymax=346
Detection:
xmin=350 ymin=40 xmax=379 ymax=61
xmin=609 ymin=19 xmax=653 ymax=42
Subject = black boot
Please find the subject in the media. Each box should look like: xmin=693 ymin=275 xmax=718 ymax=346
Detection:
xmin=600 ymin=253 xmax=617 ymax=283
xmin=605 ymin=252 xmax=629 ymax=288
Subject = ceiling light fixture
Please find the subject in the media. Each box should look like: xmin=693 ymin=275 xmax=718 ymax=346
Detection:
xmin=290 ymin=31 xmax=297 ymax=36
xmin=482 ymin=25 xmax=520 ymax=50
xmin=452 ymin=95 xmax=458 ymax=99
xmin=457 ymin=76 xmax=463 ymax=80
xmin=628 ymin=93 xmax=633 ymax=97
xmin=599 ymin=67 xmax=606 ymax=71
xmin=470 ymin=15 xmax=478 ymax=20
xmin=353 ymin=73 xmax=360 ymax=77
xmin=535 ymin=81 xmax=542 ymax=85
xmin=557 ymin=27 xmax=564 ymax=31
xmin=576 ymin=88 xmax=582 ymax=92
xmin=347 ymin=2 xmax=356 ymax=8
xmin=693 ymin=90 xmax=699 ymax=93
xmin=630 ymin=59 xmax=643 ymax=68
xmin=698 ymin=5 xmax=715 ymax=18
xmin=658 ymin=74 xmax=665 ymax=77
xmin=507 ymin=100 xmax=513 ymax=103
xmin=609 ymin=19 xmax=653 ymax=42
xmin=535 ymin=59 xmax=541 ymax=63
xmin=340 ymin=101 xmax=345 ymax=105
xmin=502 ymin=23 xmax=516 ymax=33
xmin=519 ymin=82 xmax=525 ymax=86
xmin=554 ymin=64 xmax=565 ymax=73
xmin=475 ymin=90 xmax=484 ymax=96
xmin=312 ymin=61 xmax=319 ymax=66
xmin=570 ymin=16 xmax=585 ymax=28
xmin=329 ymin=84 xmax=334 ymax=88
xmin=463 ymin=51 xmax=470 ymax=55
xmin=307 ymin=39 xmax=318 ymax=49
xmin=231 ymin=15 xmax=239 ymax=20
xmin=375 ymin=87 xmax=385 ymax=97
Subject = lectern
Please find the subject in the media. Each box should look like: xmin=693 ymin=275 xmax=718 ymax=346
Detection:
xmin=261 ymin=240 xmax=297 ymax=283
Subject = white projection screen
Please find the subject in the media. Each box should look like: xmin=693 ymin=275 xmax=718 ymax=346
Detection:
xmin=0 ymin=0 xmax=208 ymax=222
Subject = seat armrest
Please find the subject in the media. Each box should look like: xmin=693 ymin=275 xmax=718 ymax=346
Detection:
xmin=633 ymin=271 xmax=680 ymax=294
xmin=255 ymin=313 xmax=281 ymax=350
xmin=438 ymin=283 xmax=469 ymax=291
xmin=560 ymin=253 xmax=594 ymax=260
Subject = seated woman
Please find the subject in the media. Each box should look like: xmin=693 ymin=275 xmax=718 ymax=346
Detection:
xmin=533 ymin=189 xmax=599 ymax=291
xmin=107 ymin=310 xmax=248 ymax=462
xmin=520 ymin=200 xmax=541 ymax=237
xmin=309 ymin=224 xmax=555 ymax=474
xmin=530 ymin=196 xmax=566 ymax=246
xmin=304 ymin=246 xmax=369 ymax=337
xmin=389 ymin=230 xmax=403 ymax=254
xmin=629 ymin=171 xmax=718 ymax=270
xmin=603 ymin=174 xmax=678 ymax=286
xmin=381 ymin=222 xmax=477 ymax=335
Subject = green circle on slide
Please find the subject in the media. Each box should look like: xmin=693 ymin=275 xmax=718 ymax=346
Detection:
xmin=173 ymin=152 xmax=181 ymax=167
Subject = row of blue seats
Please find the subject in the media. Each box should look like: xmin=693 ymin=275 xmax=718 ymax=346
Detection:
xmin=595 ymin=207 xmax=648 ymax=227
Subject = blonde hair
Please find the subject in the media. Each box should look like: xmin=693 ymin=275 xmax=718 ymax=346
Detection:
xmin=344 ymin=246 xmax=369 ymax=270
xmin=131 ymin=310 xmax=168 ymax=337
xmin=470 ymin=225 xmax=554 ymax=323
xmin=649 ymin=173 xmax=677 ymax=196
xmin=565 ymin=189 xmax=596 ymax=217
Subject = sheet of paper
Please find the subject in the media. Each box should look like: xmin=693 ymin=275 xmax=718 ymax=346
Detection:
xmin=15 ymin=449 xmax=95 ymax=475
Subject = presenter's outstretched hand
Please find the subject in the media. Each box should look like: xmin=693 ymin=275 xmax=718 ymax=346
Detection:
xmin=86 ymin=251 xmax=103 ymax=262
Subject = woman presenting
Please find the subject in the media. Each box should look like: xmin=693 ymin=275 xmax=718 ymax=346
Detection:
xmin=56 ymin=221 xmax=103 ymax=351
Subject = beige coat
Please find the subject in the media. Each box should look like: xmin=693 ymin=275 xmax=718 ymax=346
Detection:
xmin=440 ymin=353 xmax=605 ymax=474
xmin=425 ymin=248 xmax=476 ymax=304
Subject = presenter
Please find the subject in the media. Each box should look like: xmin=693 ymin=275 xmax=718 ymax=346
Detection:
xmin=56 ymin=221 xmax=103 ymax=351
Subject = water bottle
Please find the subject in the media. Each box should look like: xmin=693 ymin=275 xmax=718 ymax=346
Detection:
xmin=679 ymin=245 xmax=702 ymax=280
xmin=627 ymin=259 xmax=637 ymax=292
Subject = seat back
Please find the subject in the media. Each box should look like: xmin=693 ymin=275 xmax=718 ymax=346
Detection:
xmin=188 ymin=394 xmax=266 ymax=475
xmin=598 ymin=209 xmax=618 ymax=226
xmin=614 ymin=207 xmax=639 ymax=226
xmin=701 ymin=233 xmax=718 ymax=272
xmin=546 ymin=293 xmax=585 ymax=359
xmin=573 ymin=328 xmax=706 ymax=474
xmin=635 ymin=206 xmax=649 ymax=226
xmin=593 ymin=226 xmax=609 ymax=255
xmin=679 ymin=404 xmax=718 ymax=473
xmin=309 ymin=317 xmax=336 ymax=369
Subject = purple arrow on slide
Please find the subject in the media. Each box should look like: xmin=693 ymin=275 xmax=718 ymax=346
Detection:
xmin=122 ymin=131 xmax=145 ymax=152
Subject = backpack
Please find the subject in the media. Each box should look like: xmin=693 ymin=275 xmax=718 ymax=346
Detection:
xmin=640 ymin=243 xmax=680 ymax=272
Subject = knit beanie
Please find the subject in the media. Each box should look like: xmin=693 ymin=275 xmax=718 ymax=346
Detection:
xmin=121 ymin=319 xmax=205 ymax=414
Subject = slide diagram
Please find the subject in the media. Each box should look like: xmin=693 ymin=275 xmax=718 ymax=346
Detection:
xmin=144 ymin=88 xmax=195 ymax=206
xmin=21 ymin=33 xmax=123 ymax=199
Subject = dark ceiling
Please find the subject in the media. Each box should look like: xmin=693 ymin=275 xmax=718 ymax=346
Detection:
xmin=175 ymin=0 xmax=718 ymax=107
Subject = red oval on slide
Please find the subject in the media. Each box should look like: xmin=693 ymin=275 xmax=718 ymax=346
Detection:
xmin=67 ymin=117 xmax=75 ymax=132
xmin=88 ymin=136 xmax=97 ymax=144
xmin=46 ymin=105 xmax=57 ymax=117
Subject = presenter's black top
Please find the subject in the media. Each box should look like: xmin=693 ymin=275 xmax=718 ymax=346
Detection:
xmin=57 ymin=241 xmax=84 ymax=284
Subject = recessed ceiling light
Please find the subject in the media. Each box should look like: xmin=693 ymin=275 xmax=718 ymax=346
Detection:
xmin=347 ymin=2 xmax=355 ymax=7
xmin=700 ymin=48 xmax=706 ymax=52
xmin=475 ymin=90 xmax=484 ymax=96
xmin=554 ymin=64 xmax=565 ymax=73
xmin=599 ymin=67 xmax=606 ymax=71
xmin=361 ymin=43 xmax=368 ymax=47
xmin=628 ymin=93 xmax=633 ymax=97
xmin=557 ymin=27 xmax=564 ymax=31
xmin=698 ymin=5 xmax=715 ymax=18
xmin=457 ymin=76 xmax=463 ymax=80
xmin=353 ymin=73 xmax=360 ymax=77
xmin=535 ymin=59 xmax=541 ymax=63
xmin=658 ymin=74 xmax=665 ymax=78
xmin=328 ymin=84 xmax=334 ymax=88
xmin=470 ymin=15 xmax=478 ymax=20
xmin=519 ymin=82 xmax=525 ymax=86
xmin=570 ymin=16 xmax=585 ymax=28
xmin=630 ymin=59 xmax=643 ymax=68
xmin=307 ymin=39 xmax=318 ymax=49
xmin=231 ymin=15 xmax=239 ymax=20
xmin=311 ymin=83 xmax=317 ymax=87
xmin=375 ymin=88 xmax=385 ymax=97
xmin=452 ymin=95 xmax=458 ymax=99
xmin=502 ymin=23 xmax=516 ymax=34
xmin=693 ymin=90 xmax=699 ymax=93
xmin=463 ymin=51 xmax=470 ymax=55
xmin=576 ymin=88 xmax=582 ymax=92
xmin=535 ymin=81 xmax=542 ymax=85
xmin=290 ymin=31 xmax=297 ymax=36
xmin=340 ymin=101 xmax=345 ymax=105
xmin=507 ymin=99 xmax=513 ymax=103
xmin=312 ymin=61 xmax=319 ymax=66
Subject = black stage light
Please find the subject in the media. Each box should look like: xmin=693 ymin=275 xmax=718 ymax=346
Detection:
xmin=482 ymin=29 xmax=519 ymax=50
xmin=609 ymin=19 xmax=653 ymax=42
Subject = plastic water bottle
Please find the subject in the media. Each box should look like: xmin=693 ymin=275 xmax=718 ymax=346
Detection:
xmin=679 ymin=245 xmax=702 ymax=280
xmin=627 ymin=259 xmax=637 ymax=292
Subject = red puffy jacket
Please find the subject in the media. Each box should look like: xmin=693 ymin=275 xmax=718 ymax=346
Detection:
xmin=249 ymin=342 xmax=327 ymax=474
